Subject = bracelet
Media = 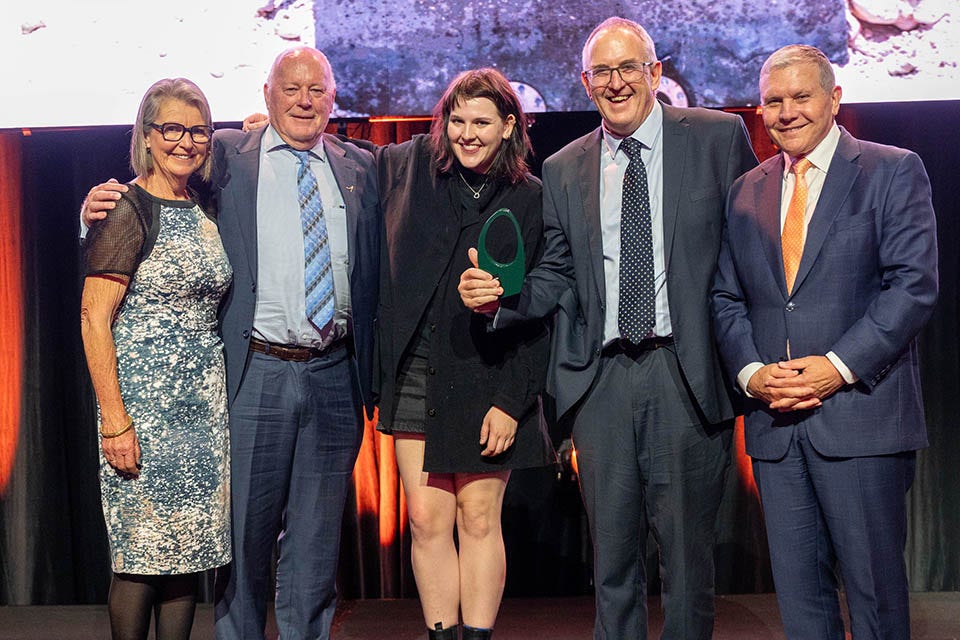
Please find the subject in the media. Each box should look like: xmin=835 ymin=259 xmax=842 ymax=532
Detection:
xmin=100 ymin=415 xmax=134 ymax=439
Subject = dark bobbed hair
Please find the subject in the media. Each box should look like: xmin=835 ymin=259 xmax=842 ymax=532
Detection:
xmin=429 ymin=68 xmax=533 ymax=184
xmin=131 ymin=77 xmax=214 ymax=182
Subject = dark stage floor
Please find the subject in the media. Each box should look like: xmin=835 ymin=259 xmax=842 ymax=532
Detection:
xmin=1 ymin=593 xmax=957 ymax=639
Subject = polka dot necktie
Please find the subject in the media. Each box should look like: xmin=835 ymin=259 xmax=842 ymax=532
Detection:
xmin=617 ymin=137 xmax=656 ymax=343
xmin=290 ymin=148 xmax=335 ymax=332
xmin=782 ymin=157 xmax=813 ymax=295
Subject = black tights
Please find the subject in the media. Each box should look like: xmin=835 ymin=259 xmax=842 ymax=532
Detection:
xmin=108 ymin=572 xmax=198 ymax=640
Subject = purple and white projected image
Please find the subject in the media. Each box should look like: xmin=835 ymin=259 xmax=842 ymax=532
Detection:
xmin=1 ymin=0 xmax=956 ymax=128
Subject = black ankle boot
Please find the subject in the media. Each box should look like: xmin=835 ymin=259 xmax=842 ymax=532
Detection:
xmin=427 ymin=622 xmax=460 ymax=640
xmin=461 ymin=624 xmax=493 ymax=640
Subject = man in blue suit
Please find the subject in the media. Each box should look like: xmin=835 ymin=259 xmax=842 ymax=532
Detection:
xmin=460 ymin=17 xmax=757 ymax=639
xmin=83 ymin=47 xmax=379 ymax=640
xmin=210 ymin=47 xmax=379 ymax=640
xmin=711 ymin=44 xmax=938 ymax=639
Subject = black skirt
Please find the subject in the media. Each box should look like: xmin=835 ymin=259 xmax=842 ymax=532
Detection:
xmin=379 ymin=351 xmax=427 ymax=435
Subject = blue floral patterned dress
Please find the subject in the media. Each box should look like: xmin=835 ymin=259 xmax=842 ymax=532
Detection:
xmin=86 ymin=185 xmax=232 ymax=574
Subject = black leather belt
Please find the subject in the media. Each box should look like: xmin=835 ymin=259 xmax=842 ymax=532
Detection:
xmin=602 ymin=336 xmax=675 ymax=357
xmin=249 ymin=337 xmax=347 ymax=362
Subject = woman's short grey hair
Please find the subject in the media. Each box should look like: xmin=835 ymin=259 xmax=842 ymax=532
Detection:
xmin=130 ymin=78 xmax=214 ymax=182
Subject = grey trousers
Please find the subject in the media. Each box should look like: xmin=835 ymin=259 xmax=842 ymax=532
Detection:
xmin=572 ymin=343 xmax=731 ymax=640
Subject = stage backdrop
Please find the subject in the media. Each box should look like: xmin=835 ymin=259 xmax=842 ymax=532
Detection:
xmin=3 ymin=0 xmax=957 ymax=127
xmin=0 ymin=101 xmax=957 ymax=605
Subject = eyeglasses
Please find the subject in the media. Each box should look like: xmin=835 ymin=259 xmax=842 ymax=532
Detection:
xmin=149 ymin=122 xmax=214 ymax=144
xmin=583 ymin=62 xmax=656 ymax=87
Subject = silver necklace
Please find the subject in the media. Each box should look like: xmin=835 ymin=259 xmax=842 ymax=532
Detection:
xmin=459 ymin=171 xmax=487 ymax=200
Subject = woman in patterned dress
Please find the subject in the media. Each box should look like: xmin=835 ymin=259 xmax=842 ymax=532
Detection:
xmin=80 ymin=78 xmax=231 ymax=640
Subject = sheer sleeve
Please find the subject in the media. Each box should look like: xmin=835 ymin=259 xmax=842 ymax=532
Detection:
xmin=83 ymin=193 xmax=147 ymax=278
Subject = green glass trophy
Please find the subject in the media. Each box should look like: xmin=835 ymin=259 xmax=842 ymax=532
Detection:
xmin=477 ymin=208 xmax=525 ymax=297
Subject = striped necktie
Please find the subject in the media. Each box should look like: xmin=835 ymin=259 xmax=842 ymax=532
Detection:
xmin=289 ymin=148 xmax=335 ymax=331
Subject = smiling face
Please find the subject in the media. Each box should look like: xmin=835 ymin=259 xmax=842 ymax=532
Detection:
xmin=446 ymin=97 xmax=515 ymax=174
xmin=760 ymin=61 xmax=841 ymax=159
xmin=581 ymin=24 xmax=661 ymax=137
xmin=145 ymin=99 xmax=209 ymax=190
xmin=265 ymin=48 xmax=336 ymax=150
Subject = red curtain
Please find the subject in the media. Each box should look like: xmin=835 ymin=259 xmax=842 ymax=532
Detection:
xmin=0 ymin=131 xmax=23 ymax=496
xmin=341 ymin=119 xmax=429 ymax=598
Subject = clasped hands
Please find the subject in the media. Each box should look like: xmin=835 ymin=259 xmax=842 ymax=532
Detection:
xmin=748 ymin=355 xmax=845 ymax=412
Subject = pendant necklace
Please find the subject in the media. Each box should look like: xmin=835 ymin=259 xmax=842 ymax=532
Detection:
xmin=459 ymin=171 xmax=487 ymax=200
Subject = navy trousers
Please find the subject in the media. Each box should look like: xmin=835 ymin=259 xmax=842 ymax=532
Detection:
xmin=215 ymin=348 xmax=363 ymax=640
xmin=753 ymin=423 xmax=916 ymax=640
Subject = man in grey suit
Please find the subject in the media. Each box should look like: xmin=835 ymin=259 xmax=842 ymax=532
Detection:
xmin=711 ymin=45 xmax=937 ymax=639
xmin=459 ymin=17 xmax=757 ymax=639
xmin=83 ymin=47 xmax=380 ymax=640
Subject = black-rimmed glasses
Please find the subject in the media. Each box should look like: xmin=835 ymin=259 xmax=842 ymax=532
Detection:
xmin=583 ymin=62 xmax=656 ymax=87
xmin=149 ymin=122 xmax=214 ymax=144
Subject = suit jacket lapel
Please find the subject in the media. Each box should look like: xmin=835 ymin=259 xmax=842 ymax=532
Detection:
xmin=578 ymin=128 xmax=606 ymax=303
xmin=660 ymin=104 xmax=686 ymax=270
xmin=230 ymin=129 xmax=264 ymax=286
xmin=792 ymin=130 xmax=861 ymax=294
xmin=324 ymin=135 xmax=360 ymax=280
xmin=754 ymin=155 xmax=789 ymax=297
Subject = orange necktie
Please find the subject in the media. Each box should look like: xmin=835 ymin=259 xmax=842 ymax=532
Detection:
xmin=782 ymin=157 xmax=813 ymax=294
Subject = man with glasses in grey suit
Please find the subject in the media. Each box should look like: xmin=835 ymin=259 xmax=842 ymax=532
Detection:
xmin=459 ymin=16 xmax=757 ymax=639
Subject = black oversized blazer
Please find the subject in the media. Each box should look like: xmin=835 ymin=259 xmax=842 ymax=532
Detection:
xmin=375 ymin=135 xmax=555 ymax=473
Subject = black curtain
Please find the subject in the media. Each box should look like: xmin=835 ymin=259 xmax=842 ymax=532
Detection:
xmin=834 ymin=102 xmax=960 ymax=590
xmin=1 ymin=101 xmax=957 ymax=605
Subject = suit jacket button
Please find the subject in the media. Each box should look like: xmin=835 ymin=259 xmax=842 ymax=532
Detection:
xmin=428 ymin=367 xmax=437 ymax=375
xmin=242 ymin=330 xmax=250 ymax=339
xmin=427 ymin=408 xmax=437 ymax=417
xmin=785 ymin=302 xmax=796 ymax=312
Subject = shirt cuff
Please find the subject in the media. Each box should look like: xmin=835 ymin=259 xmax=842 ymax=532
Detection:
xmin=826 ymin=351 xmax=858 ymax=384
xmin=737 ymin=362 xmax=764 ymax=398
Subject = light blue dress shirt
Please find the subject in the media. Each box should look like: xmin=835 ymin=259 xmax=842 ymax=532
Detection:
xmin=599 ymin=101 xmax=673 ymax=344
xmin=254 ymin=126 xmax=350 ymax=348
